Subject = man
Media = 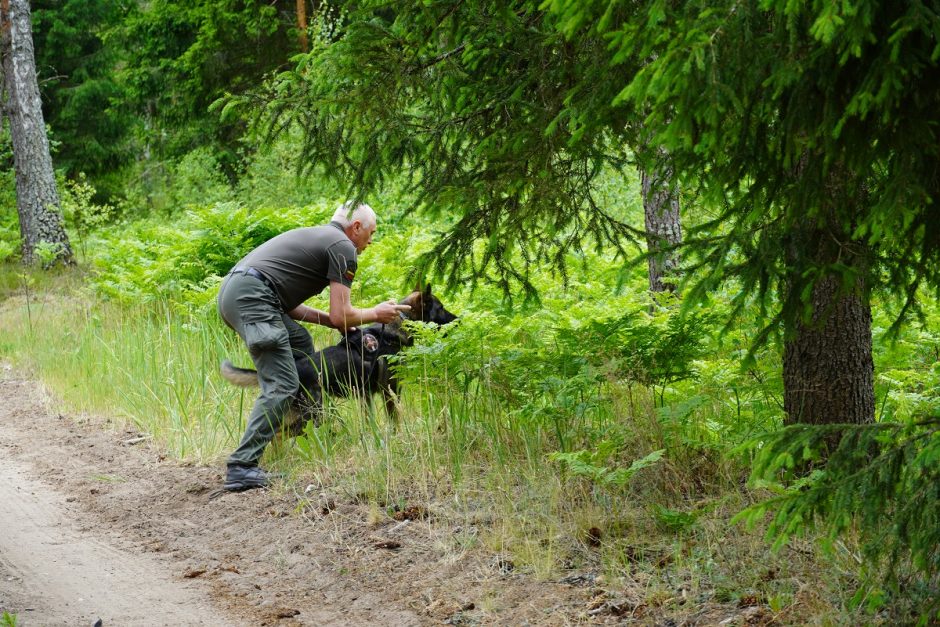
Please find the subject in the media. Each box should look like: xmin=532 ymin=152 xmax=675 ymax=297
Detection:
xmin=217 ymin=202 xmax=409 ymax=491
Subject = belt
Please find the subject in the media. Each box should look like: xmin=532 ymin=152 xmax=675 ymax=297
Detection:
xmin=230 ymin=266 xmax=278 ymax=296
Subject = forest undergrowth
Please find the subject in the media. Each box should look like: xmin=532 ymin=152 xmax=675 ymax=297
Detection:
xmin=1 ymin=152 xmax=937 ymax=624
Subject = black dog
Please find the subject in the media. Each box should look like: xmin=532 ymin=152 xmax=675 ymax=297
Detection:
xmin=221 ymin=285 xmax=457 ymax=430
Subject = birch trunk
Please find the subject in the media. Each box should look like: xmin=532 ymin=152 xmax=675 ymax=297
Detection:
xmin=1 ymin=0 xmax=73 ymax=266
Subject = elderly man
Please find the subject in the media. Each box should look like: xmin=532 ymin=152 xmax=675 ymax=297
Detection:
xmin=217 ymin=202 xmax=409 ymax=491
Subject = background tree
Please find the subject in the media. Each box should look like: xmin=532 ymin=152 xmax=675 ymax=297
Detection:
xmin=639 ymin=149 xmax=681 ymax=293
xmin=296 ymin=0 xmax=308 ymax=52
xmin=242 ymin=1 xmax=689 ymax=298
xmin=1 ymin=0 xmax=72 ymax=266
xmin=31 ymin=0 xmax=134 ymax=198
xmin=116 ymin=0 xmax=306 ymax=183
xmin=548 ymin=0 xmax=940 ymax=427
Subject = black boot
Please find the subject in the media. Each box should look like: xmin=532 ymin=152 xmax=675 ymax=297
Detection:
xmin=223 ymin=464 xmax=277 ymax=491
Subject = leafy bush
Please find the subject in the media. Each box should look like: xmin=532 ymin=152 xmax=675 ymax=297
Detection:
xmin=61 ymin=174 xmax=117 ymax=259
xmin=84 ymin=202 xmax=330 ymax=305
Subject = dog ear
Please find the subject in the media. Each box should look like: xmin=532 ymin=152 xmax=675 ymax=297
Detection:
xmin=423 ymin=284 xmax=433 ymax=297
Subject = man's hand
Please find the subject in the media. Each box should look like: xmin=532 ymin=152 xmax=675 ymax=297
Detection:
xmin=374 ymin=301 xmax=411 ymax=323
xmin=328 ymin=282 xmax=412 ymax=330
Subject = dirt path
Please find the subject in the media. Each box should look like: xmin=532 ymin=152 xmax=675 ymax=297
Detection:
xmin=0 ymin=366 xmax=598 ymax=626
xmin=0 ymin=455 xmax=229 ymax=626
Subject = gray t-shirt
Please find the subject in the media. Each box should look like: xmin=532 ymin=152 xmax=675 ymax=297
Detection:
xmin=237 ymin=221 xmax=357 ymax=310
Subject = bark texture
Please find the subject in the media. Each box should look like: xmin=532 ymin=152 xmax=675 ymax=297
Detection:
xmin=1 ymin=0 xmax=73 ymax=266
xmin=640 ymin=162 xmax=682 ymax=293
xmin=296 ymin=0 xmax=308 ymax=52
xmin=783 ymin=274 xmax=874 ymax=425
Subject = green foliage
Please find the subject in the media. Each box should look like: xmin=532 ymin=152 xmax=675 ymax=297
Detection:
xmin=557 ymin=307 xmax=713 ymax=397
xmin=28 ymin=1 xmax=310 ymax=201
xmin=0 ymin=240 xmax=15 ymax=264
xmin=550 ymin=0 xmax=940 ymax=332
xmin=1 ymin=611 xmax=18 ymax=627
xmin=33 ymin=241 xmax=65 ymax=268
xmin=540 ymin=3 xmax=940 ymax=611
xmin=167 ymin=147 xmax=234 ymax=209
xmin=550 ymin=444 xmax=664 ymax=488
xmin=239 ymin=0 xmax=646 ymax=297
xmin=60 ymin=174 xmax=116 ymax=259
xmin=396 ymin=285 xmax=755 ymax=466
xmin=0 ymin=126 xmax=18 ymax=263
xmin=736 ymin=418 xmax=940 ymax=618
xmin=232 ymin=131 xmax=344 ymax=209
xmin=115 ymin=0 xmax=302 ymax=175
xmin=32 ymin=0 xmax=135 ymax=191
xmin=650 ymin=504 xmax=700 ymax=534
xmin=85 ymin=202 xmax=323 ymax=305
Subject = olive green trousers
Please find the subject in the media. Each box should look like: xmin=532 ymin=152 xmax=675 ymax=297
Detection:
xmin=217 ymin=272 xmax=315 ymax=466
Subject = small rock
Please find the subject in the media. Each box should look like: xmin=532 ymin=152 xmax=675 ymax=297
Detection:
xmin=274 ymin=608 xmax=299 ymax=618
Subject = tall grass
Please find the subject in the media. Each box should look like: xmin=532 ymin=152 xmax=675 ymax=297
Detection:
xmin=2 ymin=266 xmax=921 ymax=623
xmin=2 ymin=148 xmax=937 ymax=621
xmin=0 ymin=288 xmax=246 ymax=462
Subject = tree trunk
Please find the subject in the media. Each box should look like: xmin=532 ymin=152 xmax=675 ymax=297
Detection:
xmin=640 ymin=160 xmax=681 ymax=293
xmin=783 ymin=274 xmax=875 ymax=425
xmin=296 ymin=0 xmax=308 ymax=53
xmin=0 ymin=0 xmax=73 ymax=267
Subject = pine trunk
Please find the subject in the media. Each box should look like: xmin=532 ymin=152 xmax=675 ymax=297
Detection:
xmin=296 ymin=0 xmax=308 ymax=52
xmin=640 ymin=162 xmax=681 ymax=293
xmin=1 ymin=0 xmax=73 ymax=266
xmin=783 ymin=276 xmax=875 ymax=426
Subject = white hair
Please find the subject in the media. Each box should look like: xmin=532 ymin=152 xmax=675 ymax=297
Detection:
xmin=332 ymin=201 xmax=376 ymax=229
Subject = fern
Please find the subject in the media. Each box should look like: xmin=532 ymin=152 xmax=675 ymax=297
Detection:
xmin=550 ymin=445 xmax=665 ymax=488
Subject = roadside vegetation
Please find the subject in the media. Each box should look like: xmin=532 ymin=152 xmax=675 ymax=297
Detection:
xmin=2 ymin=133 xmax=938 ymax=624
xmin=2 ymin=1 xmax=938 ymax=623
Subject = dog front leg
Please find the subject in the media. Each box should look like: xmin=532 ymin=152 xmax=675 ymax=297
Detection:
xmin=382 ymin=376 xmax=402 ymax=425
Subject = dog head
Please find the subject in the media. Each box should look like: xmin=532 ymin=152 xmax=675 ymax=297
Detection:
xmin=401 ymin=284 xmax=458 ymax=326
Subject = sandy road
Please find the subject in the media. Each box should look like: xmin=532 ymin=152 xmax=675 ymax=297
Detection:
xmin=0 ymin=455 xmax=232 ymax=626
xmin=0 ymin=364 xmax=592 ymax=627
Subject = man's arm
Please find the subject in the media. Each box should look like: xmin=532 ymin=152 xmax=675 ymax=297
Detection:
xmin=286 ymin=304 xmax=335 ymax=327
xmin=328 ymin=282 xmax=409 ymax=331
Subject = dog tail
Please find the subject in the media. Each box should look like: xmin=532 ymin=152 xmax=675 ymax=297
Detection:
xmin=220 ymin=359 xmax=260 ymax=387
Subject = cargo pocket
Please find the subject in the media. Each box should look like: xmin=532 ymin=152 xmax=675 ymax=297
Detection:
xmin=243 ymin=320 xmax=287 ymax=355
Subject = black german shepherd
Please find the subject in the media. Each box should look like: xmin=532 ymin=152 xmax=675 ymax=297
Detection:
xmin=220 ymin=285 xmax=457 ymax=429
